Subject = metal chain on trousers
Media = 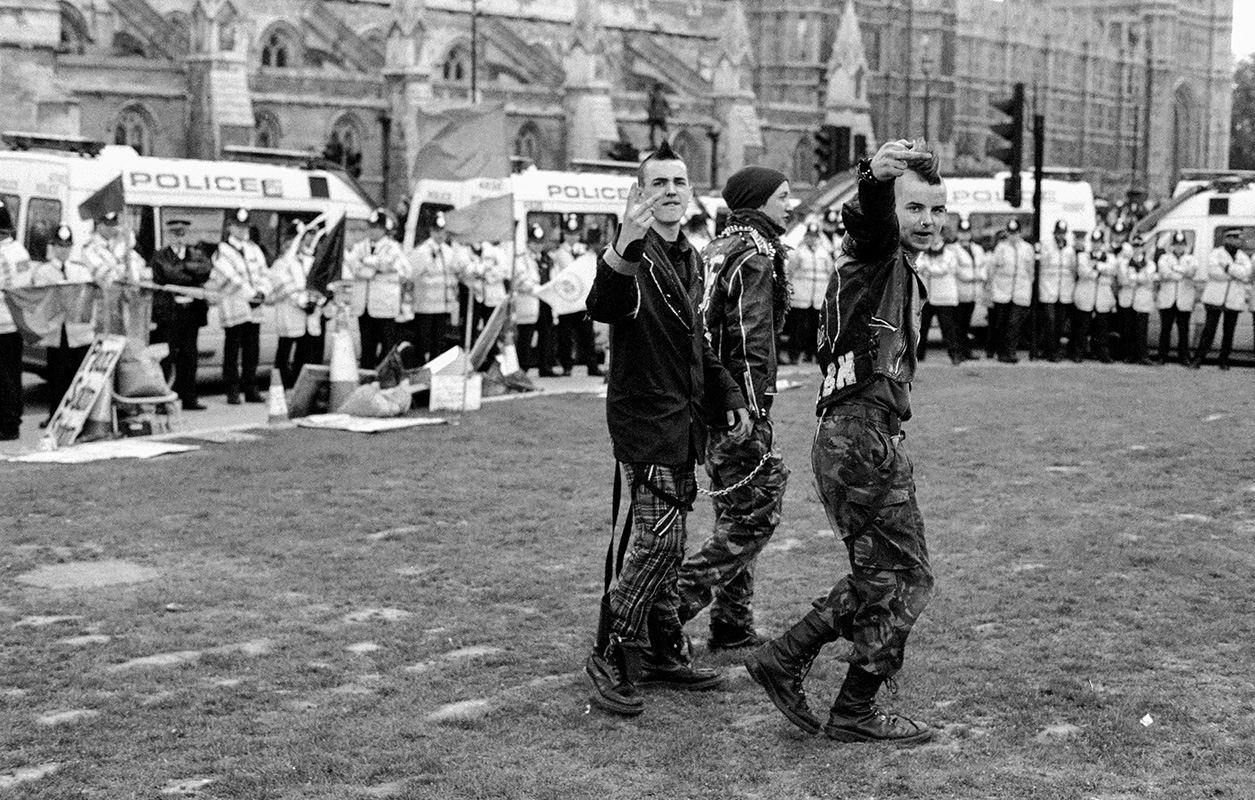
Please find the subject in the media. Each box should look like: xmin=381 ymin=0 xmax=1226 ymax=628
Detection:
xmin=697 ymin=450 xmax=774 ymax=498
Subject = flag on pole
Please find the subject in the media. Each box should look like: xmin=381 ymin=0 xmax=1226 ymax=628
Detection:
xmin=78 ymin=176 xmax=125 ymax=222
xmin=412 ymin=103 xmax=511 ymax=181
xmin=535 ymin=252 xmax=597 ymax=316
xmin=443 ymin=195 xmax=515 ymax=245
xmin=2 ymin=283 xmax=98 ymax=346
xmin=306 ymin=215 xmax=346 ymax=296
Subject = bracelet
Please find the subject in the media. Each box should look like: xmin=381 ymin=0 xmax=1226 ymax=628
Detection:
xmin=857 ymin=158 xmax=884 ymax=185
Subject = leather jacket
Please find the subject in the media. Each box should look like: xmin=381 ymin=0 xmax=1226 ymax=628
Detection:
xmin=816 ymin=163 xmax=925 ymax=417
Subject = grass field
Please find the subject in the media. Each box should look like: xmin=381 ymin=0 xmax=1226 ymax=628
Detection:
xmin=3 ymin=359 xmax=1255 ymax=799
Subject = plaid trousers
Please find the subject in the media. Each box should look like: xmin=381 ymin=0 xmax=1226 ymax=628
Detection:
xmin=607 ymin=462 xmax=696 ymax=643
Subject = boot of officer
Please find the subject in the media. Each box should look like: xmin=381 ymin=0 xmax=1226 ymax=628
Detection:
xmin=637 ymin=605 xmax=723 ymax=690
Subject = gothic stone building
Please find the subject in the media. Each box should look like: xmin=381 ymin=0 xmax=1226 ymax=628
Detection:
xmin=0 ymin=0 xmax=1233 ymax=207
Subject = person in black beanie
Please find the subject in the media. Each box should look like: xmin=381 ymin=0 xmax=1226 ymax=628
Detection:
xmin=675 ymin=165 xmax=792 ymax=652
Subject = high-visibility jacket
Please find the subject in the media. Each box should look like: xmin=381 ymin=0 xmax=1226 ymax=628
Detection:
xmin=1200 ymin=246 xmax=1253 ymax=310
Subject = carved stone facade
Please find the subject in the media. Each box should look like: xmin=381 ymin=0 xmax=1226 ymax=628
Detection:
xmin=0 ymin=0 xmax=1232 ymax=205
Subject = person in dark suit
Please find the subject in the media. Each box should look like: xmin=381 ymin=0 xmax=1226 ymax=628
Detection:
xmin=150 ymin=218 xmax=213 ymax=410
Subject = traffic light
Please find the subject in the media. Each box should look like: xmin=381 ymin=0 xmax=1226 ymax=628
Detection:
xmin=814 ymin=125 xmax=839 ymax=181
xmin=988 ymin=83 xmax=1025 ymax=207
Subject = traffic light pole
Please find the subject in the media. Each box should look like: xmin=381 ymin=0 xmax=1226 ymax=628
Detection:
xmin=1029 ymin=112 xmax=1046 ymax=359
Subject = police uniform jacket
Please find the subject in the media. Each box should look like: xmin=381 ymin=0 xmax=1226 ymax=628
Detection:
xmin=702 ymin=219 xmax=784 ymax=419
xmin=587 ymin=228 xmax=744 ymax=466
xmin=1155 ymin=252 xmax=1199 ymax=311
xmin=788 ymin=240 xmax=834 ymax=311
xmin=1118 ymin=255 xmax=1157 ymax=313
xmin=949 ymin=241 xmax=985 ymax=304
xmin=816 ymin=169 xmax=924 ymax=418
xmin=1073 ymin=250 xmax=1117 ymax=313
xmin=150 ymin=244 xmax=212 ymax=330
xmin=32 ymin=251 xmax=96 ymax=347
xmin=270 ymin=250 xmax=323 ymax=338
xmin=1201 ymin=246 xmax=1253 ymax=310
xmin=990 ymin=238 xmax=1035 ymax=307
xmin=1038 ymin=242 xmax=1077 ymax=305
xmin=460 ymin=242 xmax=510 ymax=308
xmin=512 ymin=251 xmax=542 ymax=326
xmin=210 ymin=236 xmax=270 ymax=328
xmin=409 ymin=238 xmax=459 ymax=316
xmin=0 ymin=238 xmax=34 ymax=335
xmin=916 ymin=247 xmax=958 ymax=307
xmin=82 ymin=233 xmax=149 ymax=286
xmin=345 ymin=236 xmax=407 ymax=319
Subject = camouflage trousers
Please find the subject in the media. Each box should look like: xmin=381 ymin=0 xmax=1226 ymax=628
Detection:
xmin=810 ymin=408 xmax=934 ymax=677
xmin=607 ymin=463 xmax=696 ymax=644
xmin=677 ymin=418 xmax=789 ymax=631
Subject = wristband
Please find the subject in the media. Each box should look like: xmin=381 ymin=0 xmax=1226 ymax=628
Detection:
xmin=857 ymin=158 xmax=884 ymax=185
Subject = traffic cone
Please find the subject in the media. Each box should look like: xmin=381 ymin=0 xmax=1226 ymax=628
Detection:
xmin=267 ymin=368 xmax=290 ymax=424
xmin=78 ymin=387 xmax=114 ymax=442
xmin=328 ymin=324 xmax=358 ymax=412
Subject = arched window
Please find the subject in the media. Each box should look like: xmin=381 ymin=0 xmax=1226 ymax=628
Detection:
xmin=854 ymin=66 xmax=865 ymax=100
xmin=114 ymin=105 xmax=154 ymax=156
xmin=513 ymin=122 xmax=542 ymax=167
xmin=324 ymin=114 xmax=363 ymax=178
xmin=254 ymin=110 xmax=282 ymax=149
xmin=442 ymin=44 xmax=470 ymax=82
xmin=260 ymin=25 xmax=299 ymax=68
xmin=792 ymin=136 xmax=813 ymax=184
xmin=59 ymin=1 xmax=90 ymax=55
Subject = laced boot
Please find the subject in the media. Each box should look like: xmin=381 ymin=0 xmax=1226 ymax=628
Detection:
xmin=824 ymin=666 xmax=932 ymax=745
xmin=585 ymin=638 xmax=645 ymax=716
xmin=707 ymin=619 xmax=767 ymax=653
xmin=743 ymin=609 xmax=836 ymax=735
xmin=640 ymin=620 xmax=724 ymax=691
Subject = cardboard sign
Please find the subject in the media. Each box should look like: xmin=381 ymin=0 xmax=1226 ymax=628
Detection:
xmin=44 ymin=334 xmax=127 ymax=449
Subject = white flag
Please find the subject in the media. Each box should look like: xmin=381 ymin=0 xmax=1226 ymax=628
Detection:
xmin=535 ymin=252 xmax=596 ymax=316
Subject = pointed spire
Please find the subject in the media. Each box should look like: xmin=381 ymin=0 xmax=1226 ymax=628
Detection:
xmin=714 ymin=0 xmax=752 ymax=71
xmin=572 ymin=0 xmax=605 ymax=54
xmin=392 ymin=0 xmax=425 ymax=38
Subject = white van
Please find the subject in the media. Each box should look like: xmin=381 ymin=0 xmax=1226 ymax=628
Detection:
xmin=944 ymin=173 xmax=1098 ymax=248
xmin=0 ymin=133 xmax=375 ymax=376
xmin=404 ymin=167 xmax=637 ymax=253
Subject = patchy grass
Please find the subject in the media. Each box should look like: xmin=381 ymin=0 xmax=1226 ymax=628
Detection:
xmin=3 ymin=360 xmax=1255 ymax=799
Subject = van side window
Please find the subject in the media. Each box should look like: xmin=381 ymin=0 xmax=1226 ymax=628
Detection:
xmin=25 ymin=198 xmax=62 ymax=262
xmin=0 ymin=195 xmax=18 ymax=237
xmin=1213 ymin=226 xmax=1254 ymax=254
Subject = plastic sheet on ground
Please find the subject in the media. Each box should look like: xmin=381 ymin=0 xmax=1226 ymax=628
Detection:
xmin=292 ymin=413 xmax=447 ymax=433
xmin=8 ymin=440 xmax=200 ymax=464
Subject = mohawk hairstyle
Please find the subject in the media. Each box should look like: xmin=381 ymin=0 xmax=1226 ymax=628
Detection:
xmin=637 ymin=139 xmax=685 ymax=184
xmin=905 ymin=139 xmax=942 ymax=185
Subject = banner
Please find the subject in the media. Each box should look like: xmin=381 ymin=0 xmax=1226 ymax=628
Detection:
xmin=306 ymin=215 xmax=346 ymax=296
xmin=413 ymin=103 xmax=511 ymax=181
xmin=78 ymin=176 xmax=125 ymax=222
xmin=443 ymin=194 xmax=515 ymax=245
xmin=535 ymin=251 xmax=597 ymax=316
xmin=2 ymin=283 xmax=98 ymax=346
xmin=44 ymin=334 xmax=127 ymax=449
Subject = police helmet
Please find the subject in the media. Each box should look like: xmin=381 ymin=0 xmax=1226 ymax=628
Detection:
xmin=231 ymin=208 xmax=251 ymax=226
xmin=1006 ymin=219 xmax=1021 ymax=233
xmin=958 ymin=219 xmax=972 ymax=233
xmin=368 ymin=208 xmax=395 ymax=232
xmin=1171 ymin=231 xmax=1188 ymax=246
xmin=1053 ymin=220 xmax=1069 ymax=235
xmin=530 ymin=223 xmax=546 ymax=242
xmin=52 ymin=224 xmax=73 ymax=246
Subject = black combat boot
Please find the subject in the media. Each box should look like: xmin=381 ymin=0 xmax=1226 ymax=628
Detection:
xmin=824 ymin=665 xmax=932 ymax=744
xmin=707 ymin=619 xmax=766 ymax=653
xmin=743 ymin=609 xmax=837 ymax=735
xmin=586 ymin=638 xmax=644 ymax=716
xmin=639 ymin=627 xmax=725 ymax=691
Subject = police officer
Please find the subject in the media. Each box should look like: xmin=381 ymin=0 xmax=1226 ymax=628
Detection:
xmin=408 ymin=213 xmax=459 ymax=365
xmin=785 ymin=222 xmax=833 ymax=364
xmin=210 ymin=208 xmax=270 ymax=404
xmin=1037 ymin=221 xmax=1076 ymax=362
xmin=82 ymin=209 xmax=150 ymax=339
xmin=948 ymin=219 xmax=985 ymax=360
xmin=1191 ymin=227 xmax=1253 ymax=370
xmin=916 ymin=233 xmax=964 ymax=364
xmin=1069 ymin=229 xmax=1111 ymax=362
xmin=1154 ymin=232 xmax=1198 ymax=364
xmin=514 ymin=222 xmax=552 ymax=375
xmin=150 ymin=218 xmax=213 ymax=409
xmin=32 ymin=224 xmax=95 ymax=424
xmin=1120 ymin=235 xmax=1157 ymax=365
xmin=346 ymin=209 xmax=408 ymax=370
xmin=270 ymin=222 xmax=327 ymax=389
xmin=989 ymin=219 xmax=1034 ymax=362
xmin=0 ymin=206 xmax=33 ymax=440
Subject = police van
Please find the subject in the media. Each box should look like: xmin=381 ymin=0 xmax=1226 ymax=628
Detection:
xmin=0 ymin=132 xmax=375 ymax=376
xmin=944 ymin=173 xmax=1098 ymax=248
xmin=405 ymin=166 xmax=637 ymax=253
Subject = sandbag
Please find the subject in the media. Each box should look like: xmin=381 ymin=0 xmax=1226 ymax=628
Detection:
xmin=114 ymin=340 xmax=170 ymax=398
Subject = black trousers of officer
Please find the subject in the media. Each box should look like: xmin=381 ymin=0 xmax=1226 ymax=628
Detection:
xmin=1157 ymin=308 xmax=1192 ymax=363
xmin=223 ymin=322 xmax=260 ymax=398
xmin=1194 ymin=305 xmax=1240 ymax=366
xmin=956 ymin=301 xmax=977 ymax=357
xmin=0 ymin=331 xmax=25 ymax=437
xmin=359 ymin=314 xmax=398 ymax=370
xmin=410 ymin=313 xmax=450 ymax=366
xmin=556 ymin=311 xmax=598 ymax=373
xmin=1069 ymin=308 xmax=1110 ymax=361
xmin=153 ymin=312 xmax=203 ymax=403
